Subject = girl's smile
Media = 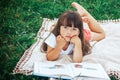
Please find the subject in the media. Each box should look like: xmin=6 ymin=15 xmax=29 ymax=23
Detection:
xmin=65 ymin=36 xmax=72 ymax=41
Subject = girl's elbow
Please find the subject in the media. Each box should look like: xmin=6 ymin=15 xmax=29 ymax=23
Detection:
xmin=98 ymin=32 xmax=106 ymax=41
xmin=46 ymin=57 xmax=53 ymax=61
xmin=46 ymin=55 xmax=57 ymax=61
xmin=73 ymin=58 xmax=83 ymax=63
xmin=46 ymin=57 xmax=56 ymax=61
xmin=73 ymin=60 xmax=82 ymax=63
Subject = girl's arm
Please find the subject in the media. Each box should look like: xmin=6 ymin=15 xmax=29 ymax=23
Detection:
xmin=85 ymin=13 xmax=105 ymax=41
xmin=71 ymin=36 xmax=83 ymax=63
xmin=72 ymin=2 xmax=105 ymax=41
xmin=46 ymin=45 xmax=62 ymax=61
xmin=46 ymin=35 xmax=66 ymax=61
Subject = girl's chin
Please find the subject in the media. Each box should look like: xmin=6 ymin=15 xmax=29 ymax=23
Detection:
xmin=64 ymin=37 xmax=71 ymax=42
xmin=65 ymin=39 xmax=71 ymax=42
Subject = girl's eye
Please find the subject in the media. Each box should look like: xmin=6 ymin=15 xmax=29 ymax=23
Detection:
xmin=73 ymin=28 xmax=77 ymax=31
xmin=64 ymin=26 xmax=68 ymax=29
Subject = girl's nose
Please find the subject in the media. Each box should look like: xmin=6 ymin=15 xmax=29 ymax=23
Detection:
xmin=67 ymin=29 xmax=71 ymax=34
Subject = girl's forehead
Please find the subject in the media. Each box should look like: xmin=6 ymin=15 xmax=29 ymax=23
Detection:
xmin=62 ymin=19 xmax=75 ymax=27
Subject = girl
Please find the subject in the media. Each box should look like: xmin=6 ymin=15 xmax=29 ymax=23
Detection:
xmin=41 ymin=2 xmax=105 ymax=63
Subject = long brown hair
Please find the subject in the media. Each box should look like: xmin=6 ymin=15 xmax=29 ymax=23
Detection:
xmin=41 ymin=10 xmax=91 ymax=56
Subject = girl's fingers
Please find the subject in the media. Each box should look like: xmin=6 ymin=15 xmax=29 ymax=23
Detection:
xmin=57 ymin=35 xmax=61 ymax=40
xmin=57 ymin=35 xmax=65 ymax=41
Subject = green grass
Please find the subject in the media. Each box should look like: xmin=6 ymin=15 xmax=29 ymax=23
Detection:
xmin=0 ymin=0 xmax=120 ymax=80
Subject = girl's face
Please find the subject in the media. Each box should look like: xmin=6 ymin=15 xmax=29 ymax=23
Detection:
xmin=60 ymin=25 xmax=80 ymax=42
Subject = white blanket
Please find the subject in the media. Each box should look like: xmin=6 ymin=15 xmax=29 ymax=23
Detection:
xmin=13 ymin=18 xmax=120 ymax=79
xmin=83 ymin=22 xmax=120 ymax=79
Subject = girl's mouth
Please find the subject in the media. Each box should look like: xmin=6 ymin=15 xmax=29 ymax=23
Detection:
xmin=66 ymin=36 xmax=72 ymax=39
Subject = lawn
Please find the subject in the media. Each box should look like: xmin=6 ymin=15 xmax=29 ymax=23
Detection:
xmin=0 ymin=0 xmax=120 ymax=80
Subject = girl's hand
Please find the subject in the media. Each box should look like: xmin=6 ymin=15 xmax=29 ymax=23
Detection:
xmin=56 ymin=35 xmax=66 ymax=48
xmin=70 ymin=35 xmax=82 ymax=45
xmin=71 ymin=35 xmax=83 ymax=62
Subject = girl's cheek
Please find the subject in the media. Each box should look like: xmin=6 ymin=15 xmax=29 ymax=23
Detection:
xmin=73 ymin=31 xmax=79 ymax=36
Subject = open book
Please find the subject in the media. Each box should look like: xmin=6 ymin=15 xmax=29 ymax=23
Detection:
xmin=33 ymin=62 xmax=110 ymax=80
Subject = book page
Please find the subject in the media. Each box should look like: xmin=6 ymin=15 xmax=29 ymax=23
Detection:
xmin=70 ymin=63 xmax=110 ymax=79
xmin=33 ymin=62 xmax=70 ymax=77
